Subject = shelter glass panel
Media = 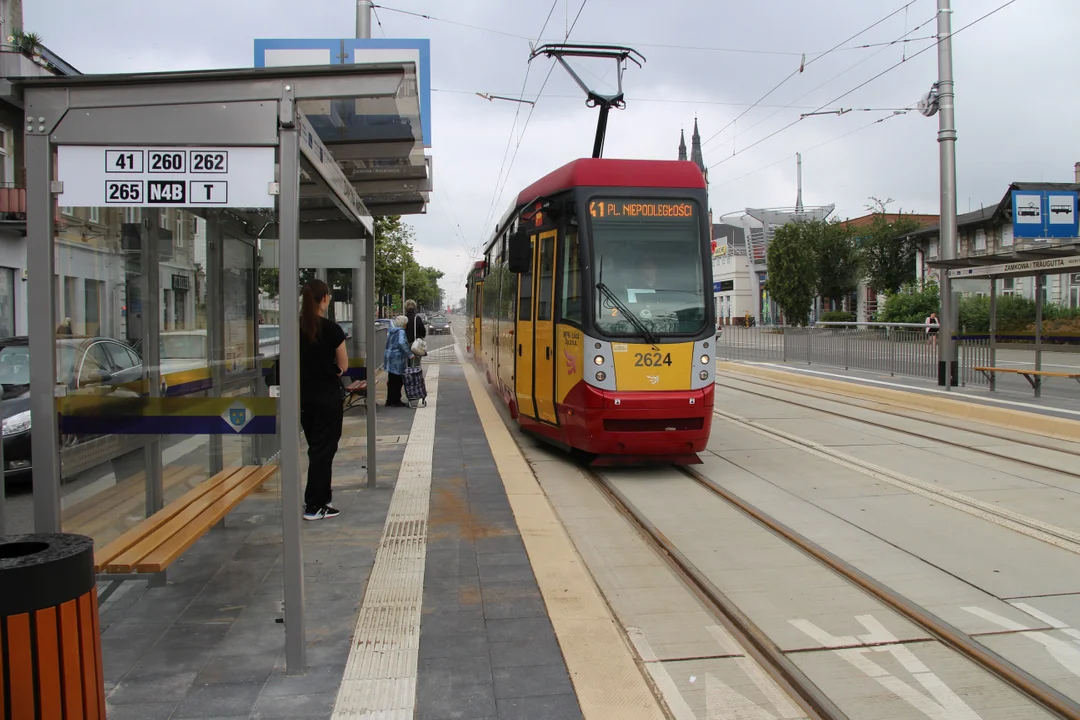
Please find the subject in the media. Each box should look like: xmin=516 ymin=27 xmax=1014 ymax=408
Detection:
xmin=50 ymin=166 xmax=281 ymax=556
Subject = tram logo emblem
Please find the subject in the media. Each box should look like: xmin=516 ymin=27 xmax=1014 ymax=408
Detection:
xmin=646 ymin=375 xmax=660 ymax=385
xmin=563 ymin=349 xmax=577 ymax=375
xmin=222 ymin=402 xmax=253 ymax=433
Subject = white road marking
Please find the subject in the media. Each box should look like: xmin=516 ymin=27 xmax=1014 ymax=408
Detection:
xmin=331 ymin=364 xmax=439 ymax=720
xmin=704 ymin=626 xmax=803 ymax=718
xmin=792 ymin=616 xmax=983 ymax=719
xmin=964 ymin=605 xmax=1080 ymax=680
xmin=626 ymin=628 xmax=698 ymax=720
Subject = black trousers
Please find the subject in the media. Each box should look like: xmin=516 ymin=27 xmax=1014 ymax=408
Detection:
xmin=387 ymin=372 xmax=404 ymax=405
xmin=300 ymin=394 xmax=343 ymax=510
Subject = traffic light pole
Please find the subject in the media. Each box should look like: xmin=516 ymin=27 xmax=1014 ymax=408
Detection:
xmin=936 ymin=0 xmax=958 ymax=388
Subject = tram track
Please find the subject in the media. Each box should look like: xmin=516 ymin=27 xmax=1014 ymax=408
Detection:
xmin=588 ymin=463 xmax=1080 ymax=720
xmin=714 ymin=370 xmax=1080 ymax=475
xmin=709 ymin=403 xmax=1080 ymax=558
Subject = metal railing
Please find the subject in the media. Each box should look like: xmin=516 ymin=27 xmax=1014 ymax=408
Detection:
xmin=716 ymin=322 xmax=991 ymax=386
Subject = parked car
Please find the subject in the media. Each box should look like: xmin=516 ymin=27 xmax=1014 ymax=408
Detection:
xmin=2 ymin=335 xmax=145 ymax=482
xmin=427 ymin=316 xmax=451 ymax=335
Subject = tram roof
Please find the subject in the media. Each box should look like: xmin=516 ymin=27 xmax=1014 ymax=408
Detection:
xmin=517 ymin=158 xmax=707 ymax=207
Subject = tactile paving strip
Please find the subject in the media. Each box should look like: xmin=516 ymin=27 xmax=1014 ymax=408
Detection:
xmin=332 ymin=364 xmax=439 ymax=720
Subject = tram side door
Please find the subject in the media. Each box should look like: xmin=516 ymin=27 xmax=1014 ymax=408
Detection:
xmin=515 ymin=236 xmax=535 ymax=418
xmin=533 ymin=230 xmax=558 ymax=424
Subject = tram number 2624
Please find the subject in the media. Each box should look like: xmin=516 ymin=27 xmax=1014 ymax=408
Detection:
xmin=634 ymin=352 xmax=673 ymax=367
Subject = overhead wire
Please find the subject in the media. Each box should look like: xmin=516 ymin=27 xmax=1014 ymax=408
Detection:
xmin=709 ymin=12 xmax=937 ymax=159
xmin=698 ymin=0 xmax=922 ymax=152
xmin=710 ymin=112 xmax=907 ymax=190
xmin=477 ymin=0 xmax=560 ymax=247
xmin=372 ymin=3 xmax=934 ymax=58
xmin=482 ymin=0 xmax=588 ymax=240
xmin=707 ymin=0 xmax=1021 ymax=171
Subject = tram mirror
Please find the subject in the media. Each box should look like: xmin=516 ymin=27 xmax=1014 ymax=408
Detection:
xmin=508 ymin=227 xmax=531 ymax=274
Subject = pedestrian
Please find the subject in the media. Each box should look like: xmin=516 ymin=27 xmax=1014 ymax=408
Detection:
xmin=56 ymin=317 xmax=73 ymax=336
xmin=384 ymin=315 xmax=412 ymax=407
xmin=404 ymin=299 xmax=426 ymax=346
xmin=925 ymin=311 xmax=939 ymax=346
xmin=299 ymin=279 xmax=347 ymax=521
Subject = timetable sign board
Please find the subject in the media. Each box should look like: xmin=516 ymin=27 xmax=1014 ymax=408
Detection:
xmin=57 ymin=146 xmax=276 ymax=208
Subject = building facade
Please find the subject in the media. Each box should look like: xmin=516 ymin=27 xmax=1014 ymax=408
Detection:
xmin=911 ymin=177 xmax=1080 ymax=308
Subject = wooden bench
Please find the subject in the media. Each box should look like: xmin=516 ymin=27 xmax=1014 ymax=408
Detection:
xmin=94 ymin=464 xmax=277 ymax=602
xmin=343 ymin=378 xmax=368 ymax=412
xmin=974 ymin=366 xmax=1080 ymax=393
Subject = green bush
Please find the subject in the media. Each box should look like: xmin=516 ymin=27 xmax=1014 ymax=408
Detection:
xmin=959 ymin=295 xmax=1080 ymax=333
xmin=879 ymin=282 xmax=939 ymax=324
xmin=819 ymin=310 xmax=856 ymax=322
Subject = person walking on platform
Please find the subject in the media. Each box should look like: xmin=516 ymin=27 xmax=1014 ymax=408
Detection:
xmin=299 ymin=279 xmax=347 ymax=521
xmin=384 ymin=315 xmax=412 ymax=407
xmin=405 ymin=299 xmax=426 ymax=346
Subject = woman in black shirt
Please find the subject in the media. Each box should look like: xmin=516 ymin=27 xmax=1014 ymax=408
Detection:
xmin=299 ymin=279 xmax=347 ymax=521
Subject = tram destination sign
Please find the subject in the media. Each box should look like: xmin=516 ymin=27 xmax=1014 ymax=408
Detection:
xmin=57 ymin=145 xmax=276 ymax=209
xmin=588 ymin=199 xmax=696 ymax=221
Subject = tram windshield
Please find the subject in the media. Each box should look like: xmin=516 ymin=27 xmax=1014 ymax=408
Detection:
xmin=589 ymin=198 xmax=707 ymax=336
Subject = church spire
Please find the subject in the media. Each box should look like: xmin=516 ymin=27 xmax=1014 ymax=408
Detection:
xmin=678 ymin=128 xmax=687 ymax=161
xmin=690 ymin=118 xmax=705 ymax=173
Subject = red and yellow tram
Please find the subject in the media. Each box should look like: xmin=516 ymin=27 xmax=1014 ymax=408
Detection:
xmin=466 ymin=158 xmax=715 ymax=464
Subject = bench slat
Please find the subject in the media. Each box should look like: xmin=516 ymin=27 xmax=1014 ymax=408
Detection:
xmin=97 ymin=467 xmax=253 ymax=572
xmin=974 ymin=366 xmax=1080 ymax=378
xmin=133 ymin=465 xmax=278 ymax=573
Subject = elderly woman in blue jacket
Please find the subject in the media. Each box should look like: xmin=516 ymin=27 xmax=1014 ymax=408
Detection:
xmin=383 ymin=315 xmax=412 ymax=407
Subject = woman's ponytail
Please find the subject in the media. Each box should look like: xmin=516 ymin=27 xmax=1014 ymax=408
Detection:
xmin=300 ymin=279 xmax=330 ymax=344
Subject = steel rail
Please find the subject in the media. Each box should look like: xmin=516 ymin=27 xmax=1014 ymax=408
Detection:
xmin=715 ymin=371 xmax=1080 ymax=476
xmin=679 ymin=464 xmax=1080 ymax=720
xmin=587 ymin=469 xmax=848 ymax=720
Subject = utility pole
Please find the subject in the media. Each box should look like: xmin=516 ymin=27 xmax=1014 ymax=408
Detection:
xmin=935 ymin=0 xmax=958 ymax=388
xmin=356 ymin=0 xmax=372 ymax=38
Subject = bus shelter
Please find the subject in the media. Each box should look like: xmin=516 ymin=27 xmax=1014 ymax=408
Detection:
xmin=17 ymin=63 xmax=410 ymax=673
xmin=939 ymin=250 xmax=1080 ymax=396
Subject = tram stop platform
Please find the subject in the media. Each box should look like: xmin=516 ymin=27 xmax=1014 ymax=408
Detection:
xmin=97 ymin=341 xmax=661 ymax=720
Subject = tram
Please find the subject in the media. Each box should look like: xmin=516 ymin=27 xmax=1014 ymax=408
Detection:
xmin=466 ymin=158 xmax=715 ymax=464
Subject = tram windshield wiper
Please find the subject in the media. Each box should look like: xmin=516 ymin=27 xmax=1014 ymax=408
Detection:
xmin=596 ymin=281 xmax=658 ymax=348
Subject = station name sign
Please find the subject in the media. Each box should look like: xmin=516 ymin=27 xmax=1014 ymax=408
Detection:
xmin=588 ymin=199 xmax=696 ymax=221
xmin=948 ymin=254 xmax=1080 ymax=279
xmin=57 ymin=146 xmax=276 ymax=209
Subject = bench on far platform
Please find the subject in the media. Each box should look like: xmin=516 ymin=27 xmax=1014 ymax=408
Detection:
xmin=974 ymin=366 xmax=1080 ymax=393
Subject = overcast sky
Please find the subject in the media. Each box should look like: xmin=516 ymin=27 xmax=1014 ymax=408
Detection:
xmin=28 ymin=0 xmax=1080 ymax=305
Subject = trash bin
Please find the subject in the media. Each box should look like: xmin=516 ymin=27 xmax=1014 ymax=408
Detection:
xmin=0 ymin=533 xmax=105 ymax=719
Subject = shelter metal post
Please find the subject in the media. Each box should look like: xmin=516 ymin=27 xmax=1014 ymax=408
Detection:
xmin=143 ymin=210 xmax=166 ymax=586
xmin=279 ymin=122 xmax=307 ymax=674
xmin=989 ymin=279 xmax=997 ymax=391
xmin=28 ymin=133 xmax=61 ymax=533
xmin=1035 ymin=272 xmax=1043 ymax=398
xmin=366 ymin=232 xmax=377 ymax=489
xmin=206 ymin=214 xmax=225 ymax=474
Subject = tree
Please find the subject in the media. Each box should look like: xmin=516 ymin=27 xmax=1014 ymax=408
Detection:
xmin=814 ymin=220 xmax=861 ymax=306
xmin=374 ymin=216 xmax=416 ymax=315
xmin=858 ymin=199 xmax=926 ymax=294
xmin=765 ymin=222 xmax=817 ymax=326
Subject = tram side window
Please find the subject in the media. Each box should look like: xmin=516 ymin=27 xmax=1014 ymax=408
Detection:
xmin=561 ymin=228 xmax=583 ymax=323
xmin=519 ymin=236 xmax=533 ymax=321
xmin=537 ymin=235 xmax=555 ymax=321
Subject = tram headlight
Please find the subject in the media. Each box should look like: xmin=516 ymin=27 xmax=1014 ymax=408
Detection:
xmin=699 ymin=370 xmax=709 ymax=380
xmin=700 ymin=354 xmax=710 ymax=364
xmin=595 ymin=371 xmax=606 ymax=382
xmin=593 ymin=355 xmax=605 ymax=366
